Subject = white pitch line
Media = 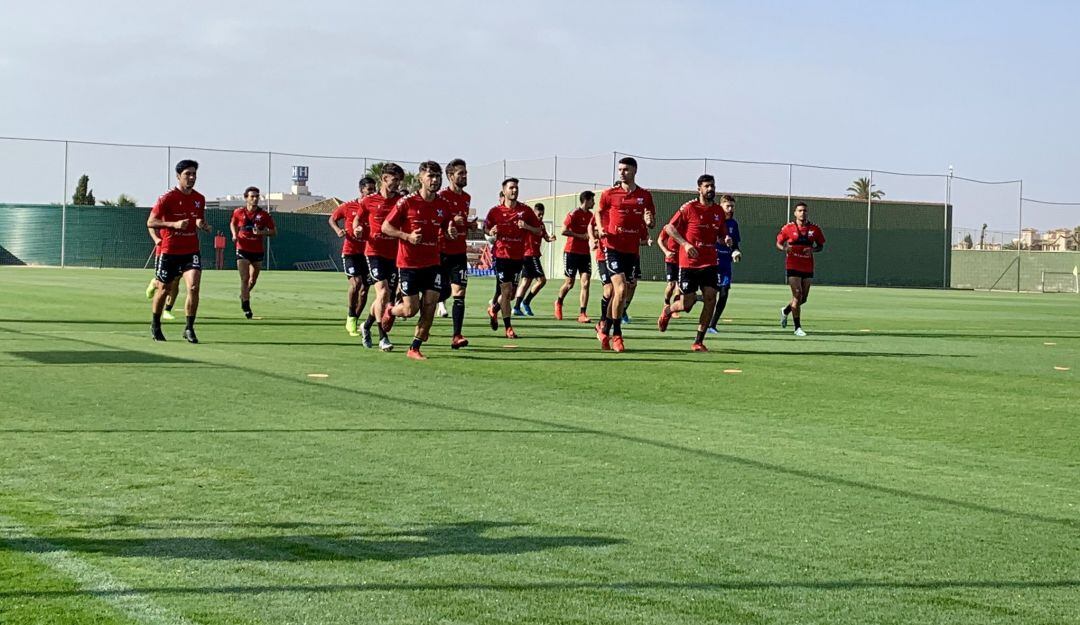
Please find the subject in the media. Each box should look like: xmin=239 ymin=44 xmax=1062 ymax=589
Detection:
xmin=0 ymin=516 xmax=199 ymax=625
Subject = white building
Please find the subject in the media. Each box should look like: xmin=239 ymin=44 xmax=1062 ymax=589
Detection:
xmin=208 ymin=166 xmax=328 ymax=213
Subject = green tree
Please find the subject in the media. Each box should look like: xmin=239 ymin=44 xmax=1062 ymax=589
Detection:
xmin=72 ymin=174 xmax=95 ymax=205
xmin=365 ymin=162 xmax=419 ymax=193
xmin=101 ymin=194 xmax=138 ymax=207
xmin=962 ymin=233 xmax=973 ymax=249
xmin=845 ymin=177 xmax=884 ymax=200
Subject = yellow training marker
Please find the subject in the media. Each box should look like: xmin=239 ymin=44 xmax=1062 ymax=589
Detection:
xmin=723 ymin=369 xmax=742 ymax=374
xmin=1053 ymin=366 xmax=1070 ymax=372
xmin=859 ymin=329 xmax=872 ymax=333
xmin=1044 ymin=342 xmax=1057 ymax=346
xmin=502 ymin=344 xmax=519 ymax=349
xmin=722 ymin=319 xmax=733 ymax=324
xmin=307 ymin=373 xmax=329 ymax=379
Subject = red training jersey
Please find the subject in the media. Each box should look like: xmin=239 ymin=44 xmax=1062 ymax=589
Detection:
xmin=668 ymin=200 xmax=729 ymax=269
xmin=563 ymin=208 xmax=593 ymax=255
xmin=331 ymin=200 xmax=366 ymax=256
xmin=436 ymin=188 xmax=471 ymax=256
xmin=231 ymin=207 xmax=276 ymax=254
xmin=598 ymin=185 xmax=655 ymax=254
xmin=657 ymin=228 xmax=676 ymax=263
xmin=384 ymin=193 xmax=454 ymax=269
xmin=484 ymin=203 xmax=543 ymax=260
xmin=358 ymin=192 xmax=404 ymax=260
xmin=150 ymin=188 xmax=206 ymax=255
xmin=777 ymin=221 xmax=826 ymax=273
xmin=523 ymin=223 xmax=548 ymax=258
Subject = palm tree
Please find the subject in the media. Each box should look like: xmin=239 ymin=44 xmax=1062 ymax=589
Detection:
xmin=978 ymin=223 xmax=988 ymax=250
xmin=846 ymin=177 xmax=884 ymax=200
xmin=365 ymin=162 xmax=419 ymax=193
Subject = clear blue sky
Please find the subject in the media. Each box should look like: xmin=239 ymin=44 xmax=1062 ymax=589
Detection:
xmin=1 ymin=0 xmax=1077 ymax=231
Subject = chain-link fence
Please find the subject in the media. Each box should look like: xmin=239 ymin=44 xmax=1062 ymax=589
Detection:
xmin=1 ymin=136 xmax=1076 ymax=290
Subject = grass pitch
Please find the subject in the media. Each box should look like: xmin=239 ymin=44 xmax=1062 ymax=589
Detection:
xmin=0 ymin=267 xmax=1077 ymax=625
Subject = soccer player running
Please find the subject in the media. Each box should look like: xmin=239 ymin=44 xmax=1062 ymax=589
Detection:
xmin=554 ymin=190 xmax=596 ymax=323
xmin=147 ymin=159 xmax=211 ymax=343
xmin=657 ymin=174 xmax=731 ymax=352
xmin=330 ymin=177 xmax=376 ymax=337
xmin=380 ymin=161 xmax=458 ymax=361
xmin=354 ymin=164 xmax=405 ymax=351
xmin=595 ymin=157 xmax=655 ymax=352
xmin=777 ymin=201 xmax=825 ymax=336
xmin=484 ymin=178 xmax=544 ymax=339
xmin=707 ymin=194 xmax=742 ymax=333
xmin=230 ymin=186 xmax=277 ymax=319
xmin=512 ymin=202 xmax=556 ymax=316
xmin=656 ymin=224 xmax=680 ymax=315
xmin=145 ymin=227 xmax=181 ymax=320
xmin=437 ymin=159 xmax=475 ymax=349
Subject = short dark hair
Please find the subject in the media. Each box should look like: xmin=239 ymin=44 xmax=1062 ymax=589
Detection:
xmin=446 ymin=158 xmax=466 ymax=174
xmin=358 ymin=176 xmax=376 ymax=188
xmin=618 ymin=157 xmax=638 ymax=169
xmin=579 ymin=190 xmax=595 ymax=203
xmin=533 ymin=203 xmax=545 ymax=212
xmin=720 ymin=194 xmax=736 ymax=204
xmin=696 ymin=174 xmax=715 ymax=187
xmin=501 ymin=177 xmax=519 ymax=188
xmin=381 ymin=163 xmax=405 ymax=178
xmin=794 ymin=201 xmax=808 ymax=209
xmin=419 ymin=160 xmax=442 ymax=175
xmin=175 ymin=159 xmax=198 ymax=174
xmin=243 ymin=186 xmax=260 ymax=197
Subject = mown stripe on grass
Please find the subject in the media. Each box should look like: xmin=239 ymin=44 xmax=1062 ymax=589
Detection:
xmin=0 ymin=515 xmax=199 ymax=625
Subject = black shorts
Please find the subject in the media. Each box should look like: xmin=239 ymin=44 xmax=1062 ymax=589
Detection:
xmin=367 ymin=255 xmax=396 ymax=284
xmin=786 ymin=269 xmax=814 ymax=279
xmin=679 ymin=265 xmax=722 ymax=294
xmin=439 ymin=253 xmax=469 ymax=300
xmin=604 ymin=249 xmax=639 ymax=284
xmin=564 ymin=252 xmax=591 ymax=278
xmin=521 ymin=256 xmax=545 ymax=280
xmin=597 ymin=259 xmax=611 ymax=285
xmin=342 ymin=254 xmax=369 ymax=280
xmin=155 ymin=252 xmax=201 ymax=284
xmin=398 ymin=266 xmax=442 ymax=297
xmin=237 ymin=249 xmax=265 ymax=263
xmin=665 ymin=261 xmax=678 ymax=283
xmin=494 ymin=258 xmax=523 ymax=285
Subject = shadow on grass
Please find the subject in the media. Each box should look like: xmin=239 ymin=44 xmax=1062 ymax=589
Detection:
xmin=4 ymin=326 xmax=1077 ymax=531
xmin=0 ymin=521 xmax=624 ymax=563
xmin=0 ymin=427 xmax=579 ymax=435
xmin=1 ymin=578 xmax=1077 ymax=599
xmin=8 ymin=350 xmax=197 ymax=365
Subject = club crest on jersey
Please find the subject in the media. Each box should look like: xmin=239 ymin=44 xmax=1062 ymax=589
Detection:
xmin=195 ymin=201 xmax=201 ymax=208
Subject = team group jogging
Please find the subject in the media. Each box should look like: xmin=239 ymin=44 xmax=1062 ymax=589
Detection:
xmin=146 ymin=157 xmax=825 ymax=357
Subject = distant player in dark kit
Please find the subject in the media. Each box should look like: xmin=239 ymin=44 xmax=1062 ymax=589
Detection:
xmin=707 ymin=194 xmax=741 ymax=333
xmin=147 ymin=159 xmax=212 ymax=343
xmin=595 ymin=157 xmax=655 ymax=352
xmin=330 ymin=176 xmax=376 ymax=337
xmin=554 ymin=190 xmax=596 ymax=323
xmin=355 ymin=164 xmax=405 ymax=352
xmin=230 ymin=186 xmax=276 ymax=319
xmin=484 ymin=178 xmax=544 ymax=339
xmin=437 ymin=158 xmax=476 ymax=349
xmin=380 ymin=161 xmax=459 ymax=360
xmin=657 ymin=174 xmax=731 ymax=352
xmin=513 ymin=202 xmax=556 ymax=316
xmin=777 ymin=201 xmax=825 ymax=337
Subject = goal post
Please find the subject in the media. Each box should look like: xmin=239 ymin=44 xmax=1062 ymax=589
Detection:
xmin=1039 ymin=266 xmax=1080 ymax=294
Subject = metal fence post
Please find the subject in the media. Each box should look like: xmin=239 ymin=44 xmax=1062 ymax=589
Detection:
xmin=266 ymin=151 xmax=273 ymax=270
xmin=1017 ymin=180 xmax=1023 ymax=292
xmin=944 ymin=166 xmax=953 ymax=288
xmin=61 ymin=141 xmax=69 ymax=268
xmin=864 ymin=170 xmax=873 ymax=286
xmin=703 ymin=158 xmax=709 ymax=175
xmin=786 ymin=164 xmax=793 ymax=223
xmin=551 ymin=155 xmax=558 ymax=278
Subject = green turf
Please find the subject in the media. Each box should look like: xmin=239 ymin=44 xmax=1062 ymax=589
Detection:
xmin=0 ymin=267 xmax=1077 ymax=625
